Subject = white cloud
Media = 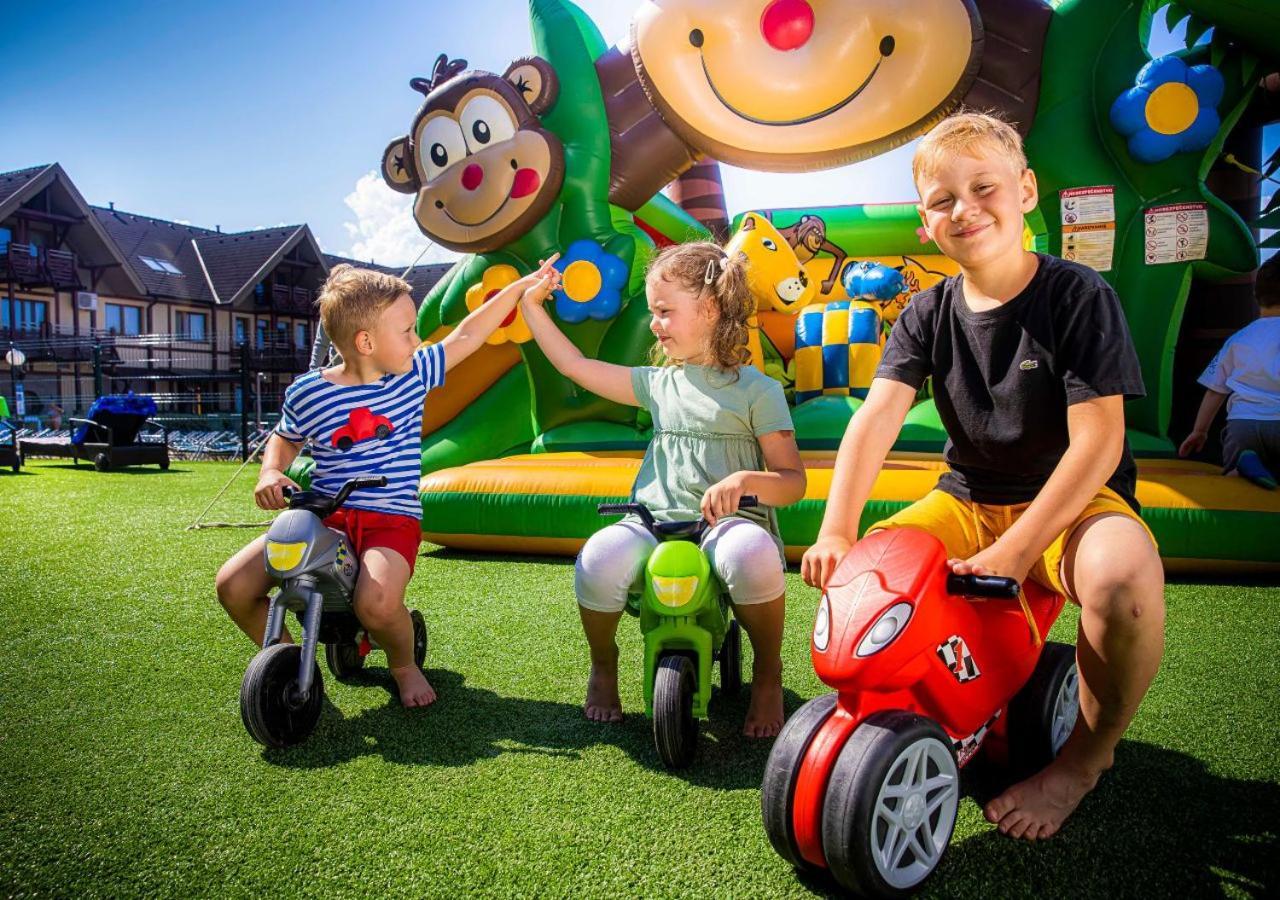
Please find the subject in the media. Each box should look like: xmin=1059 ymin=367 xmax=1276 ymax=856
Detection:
xmin=340 ymin=170 xmax=460 ymax=268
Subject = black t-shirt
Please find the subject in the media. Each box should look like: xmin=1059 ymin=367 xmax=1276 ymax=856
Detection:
xmin=876 ymin=253 xmax=1145 ymax=511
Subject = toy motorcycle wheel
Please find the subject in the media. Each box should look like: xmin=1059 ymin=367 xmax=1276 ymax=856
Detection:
xmin=94 ymin=453 xmax=110 ymax=472
xmin=821 ymin=711 xmax=959 ymax=898
xmin=1007 ymin=641 xmax=1078 ymax=777
xmin=719 ymin=619 xmax=742 ymax=698
xmin=324 ymin=640 xmax=365 ymax=681
xmin=240 ymin=643 xmax=325 ymax=749
xmin=411 ymin=609 xmax=429 ymax=670
xmin=761 ymin=692 xmax=838 ymax=869
xmin=653 ymin=653 xmax=698 ymax=769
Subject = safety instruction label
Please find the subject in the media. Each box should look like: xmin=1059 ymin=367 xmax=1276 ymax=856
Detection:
xmin=1060 ymin=187 xmax=1115 ymax=272
xmin=1143 ymin=202 xmax=1209 ymax=265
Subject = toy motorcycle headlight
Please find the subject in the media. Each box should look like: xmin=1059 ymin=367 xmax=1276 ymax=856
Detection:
xmin=652 ymin=575 xmax=698 ymax=609
xmin=266 ymin=540 xmax=306 ymax=571
xmin=856 ymin=601 xmax=913 ymax=657
xmin=814 ymin=594 xmax=831 ymax=652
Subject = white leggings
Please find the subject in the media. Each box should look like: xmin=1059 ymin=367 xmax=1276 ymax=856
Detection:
xmin=575 ymin=518 xmax=786 ymax=613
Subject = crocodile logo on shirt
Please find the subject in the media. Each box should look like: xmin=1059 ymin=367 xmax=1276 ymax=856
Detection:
xmin=1019 ymin=359 xmax=1039 ymax=371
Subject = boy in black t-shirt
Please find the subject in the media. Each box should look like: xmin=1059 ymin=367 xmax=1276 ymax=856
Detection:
xmin=802 ymin=113 xmax=1165 ymax=842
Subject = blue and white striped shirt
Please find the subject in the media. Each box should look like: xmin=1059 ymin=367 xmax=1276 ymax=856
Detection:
xmin=278 ymin=344 xmax=445 ymax=518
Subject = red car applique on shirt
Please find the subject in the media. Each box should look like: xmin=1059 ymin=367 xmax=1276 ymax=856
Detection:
xmin=331 ymin=407 xmax=393 ymax=450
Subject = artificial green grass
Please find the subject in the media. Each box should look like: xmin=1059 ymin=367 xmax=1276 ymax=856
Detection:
xmin=1 ymin=459 xmax=1277 ymax=897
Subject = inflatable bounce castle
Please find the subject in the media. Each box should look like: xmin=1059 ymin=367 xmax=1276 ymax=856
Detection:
xmin=326 ymin=0 xmax=1280 ymax=573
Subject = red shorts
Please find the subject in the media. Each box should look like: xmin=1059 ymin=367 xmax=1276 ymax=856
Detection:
xmin=322 ymin=507 xmax=422 ymax=573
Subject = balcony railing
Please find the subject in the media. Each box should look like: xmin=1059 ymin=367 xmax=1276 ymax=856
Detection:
xmin=2 ymin=244 xmax=80 ymax=288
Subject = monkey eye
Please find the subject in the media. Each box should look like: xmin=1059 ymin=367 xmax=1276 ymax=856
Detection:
xmin=762 ymin=238 xmax=777 ymax=251
xmin=419 ymin=116 xmax=467 ymax=182
xmin=460 ymin=94 xmax=517 ymax=153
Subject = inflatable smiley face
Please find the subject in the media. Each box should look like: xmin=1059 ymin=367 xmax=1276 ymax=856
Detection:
xmin=726 ymin=212 xmax=817 ymax=313
xmin=383 ymin=55 xmax=566 ymax=253
xmin=631 ymin=0 xmax=981 ymax=172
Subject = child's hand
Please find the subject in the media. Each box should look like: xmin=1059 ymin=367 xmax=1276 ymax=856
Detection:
xmin=801 ymin=535 xmax=852 ymax=589
xmin=701 ymin=472 xmax=749 ymax=526
xmin=948 ymin=539 xmax=1032 ymax=586
xmin=255 ymin=469 xmax=299 ymax=510
xmin=518 ymin=255 xmax=562 ymax=308
xmin=1178 ymin=429 xmax=1208 ymax=458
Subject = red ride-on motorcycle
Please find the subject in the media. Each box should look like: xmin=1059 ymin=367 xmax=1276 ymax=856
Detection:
xmin=762 ymin=527 xmax=1080 ymax=897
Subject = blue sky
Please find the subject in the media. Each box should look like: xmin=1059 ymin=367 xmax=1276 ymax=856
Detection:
xmin=2 ymin=1 xmax=1273 ymax=266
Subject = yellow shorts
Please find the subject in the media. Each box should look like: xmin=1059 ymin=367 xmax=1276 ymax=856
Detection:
xmin=867 ymin=486 xmax=1157 ymax=600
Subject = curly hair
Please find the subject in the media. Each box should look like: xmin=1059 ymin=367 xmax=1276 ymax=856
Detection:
xmin=644 ymin=241 xmax=754 ymax=373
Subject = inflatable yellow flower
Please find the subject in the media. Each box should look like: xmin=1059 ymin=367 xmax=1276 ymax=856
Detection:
xmin=465 ymin=264 xmax=532 ymax=345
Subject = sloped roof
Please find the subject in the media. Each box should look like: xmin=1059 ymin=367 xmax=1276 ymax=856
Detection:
xmin=91 ymin=206 xmax=220 ymax=302
xmin=322 ymin=253 xmax=455 ymax=303
xmin=1 ymin=164 xmax=147 ymax=296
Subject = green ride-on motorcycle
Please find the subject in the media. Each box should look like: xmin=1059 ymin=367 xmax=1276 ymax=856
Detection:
xmin=594 ymin=497 xmax=759 ymax=769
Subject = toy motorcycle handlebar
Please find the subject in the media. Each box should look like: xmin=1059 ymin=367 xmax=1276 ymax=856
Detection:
xmin=597 ymin=497 xmax=759 ymax=540
xmin=945 ymin=572 xmax=1021 ymax=599
xmin=282 ymin=475 xmax=388 ymax=516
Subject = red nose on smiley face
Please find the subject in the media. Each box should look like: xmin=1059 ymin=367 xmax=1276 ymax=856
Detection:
xmin=461 ymin=163 xmax=484 ymax=191
xmin=761 ymin=0 xmax=814 ymax=51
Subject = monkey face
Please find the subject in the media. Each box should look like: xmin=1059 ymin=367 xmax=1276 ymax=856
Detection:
xmin=631 ymin=0 xmax=980 ymax=171
xmin=383 ymin=59 xmax=565 ymax=254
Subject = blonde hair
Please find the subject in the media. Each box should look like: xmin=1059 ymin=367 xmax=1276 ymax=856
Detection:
xmin=317 ymin=264 xmax=412 ymax=347
xmin=645 ymin=242 xmax=753 ymax=372
xmin=912 ymin=111 xmax=1028 ymax=186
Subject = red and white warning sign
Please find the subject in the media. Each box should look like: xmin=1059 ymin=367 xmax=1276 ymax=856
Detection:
xmin=1060 ymin=187 xmax=1115 ymax=272
xmin=1143 ymin=202 xmax=1208 ymax=265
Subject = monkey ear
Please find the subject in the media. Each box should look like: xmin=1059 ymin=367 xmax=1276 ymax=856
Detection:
xmin=503 ymin=56 xmax=559 ymax=116
xmin=382 ymin=137 xmax=418 ymax=194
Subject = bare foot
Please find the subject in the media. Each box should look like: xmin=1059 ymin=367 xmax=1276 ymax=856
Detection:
xmin=744 ymin=659 xmax=784 ymax=738
xmin=584 ymin=657 xmax=623 ymax=723
xmin=389 ymin=664 xmax=437 ymax=709
xmin=983 ymin=757 xmax=1100 ymax=840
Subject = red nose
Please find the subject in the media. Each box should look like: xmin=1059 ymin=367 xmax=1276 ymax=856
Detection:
xmin=761 ymin=0 xmax=814 ymax=51
xmin=461 ymin=163 xmax=484 ymax=191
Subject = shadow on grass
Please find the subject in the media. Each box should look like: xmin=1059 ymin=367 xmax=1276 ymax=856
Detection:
xmin=29 ymin=462 xmax=182 ymax=474
xmin=261 ymin=667 xmax=804 ymax=789
xmin=786 ymin=740 xmax=1279 ymax=897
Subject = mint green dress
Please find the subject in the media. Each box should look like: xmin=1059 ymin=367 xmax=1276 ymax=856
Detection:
xmin=629 ymin=364 xmax=794 ymax=540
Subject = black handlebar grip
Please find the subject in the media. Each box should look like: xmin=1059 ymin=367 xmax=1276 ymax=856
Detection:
xmin=946 ymin=573 xmax=1021 ymax=599
xmin=738 ymin=495 xmax=759 ymax=508
xmin=597 ymin=503 xmax=633 ymax=515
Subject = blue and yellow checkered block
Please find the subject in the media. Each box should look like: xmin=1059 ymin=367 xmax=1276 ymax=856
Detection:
xmin=794 ymin=301 xmax=882 ymax=403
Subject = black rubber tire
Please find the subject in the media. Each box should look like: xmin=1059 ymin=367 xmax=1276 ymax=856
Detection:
xmin=761 ymin=692 xmax=838 ymax=870
xmin=324 ymin=640 xmax=364 ymax=681
xmin=821 ymin=711 xmax=959 ymax=899
xmin=1007 ymin=641 xmax=1078 ymax=779
xmin=240 ymin=643 xmax=324 ymax=749
xmin=653 ymin=653 xmax=698 ymax=769
xmin=159 ymin=457 xmax=170 ymax=470
xmin=411 ymin=610 xmax=428 ymax=669
xmin=720 ymin=619 xmax=742 ymax=698
xmin=93 ymin=453 xmax=109 ymax=472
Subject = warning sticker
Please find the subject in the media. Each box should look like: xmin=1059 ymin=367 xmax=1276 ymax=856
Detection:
xmin=1143 ymin=203 xmax=1209 ymax=265
xmin=1060 ymin=187 xmax=1115 ymax=272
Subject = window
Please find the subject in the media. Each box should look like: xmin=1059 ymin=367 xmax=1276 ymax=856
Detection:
xmin=295 ymin=322 xmax=308 ymax=349
xmin=234 ymin=317 xmax=248 ymax=346
xmin=256 ymin=319 xmax=267 ymax=349
xmin=175 ymin=310 xmax=207 ymax=340
xmin=138 ymin=255 xmax=183 ymax=275
xmin=105 ymin=303 xmax=142 ymax=335
xmin=1 ymin=298 xmax=48 ymax=331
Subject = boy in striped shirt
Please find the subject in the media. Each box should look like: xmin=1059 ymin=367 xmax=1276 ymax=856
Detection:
xmin=216 ymin=258 xmax=560 ymax=707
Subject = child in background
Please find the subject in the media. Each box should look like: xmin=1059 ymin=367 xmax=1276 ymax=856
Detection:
xmin=1179 ymin=253 xmax=1280 ymax=488
xmin=520 ymin=242 xmax=806 ymax=737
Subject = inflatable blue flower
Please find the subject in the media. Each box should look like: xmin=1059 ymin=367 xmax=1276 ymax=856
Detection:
xmin=552 ymin=239 xmax=628 ymax=324
xmin=1109 ymin=55 xmax=1224 ymax=164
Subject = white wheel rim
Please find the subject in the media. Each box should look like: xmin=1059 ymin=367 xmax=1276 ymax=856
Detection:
xmin=1050 ymin=663 xmax=1079 ymax=754
xmin=871 ymin=736 xmax=959 ymax=890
